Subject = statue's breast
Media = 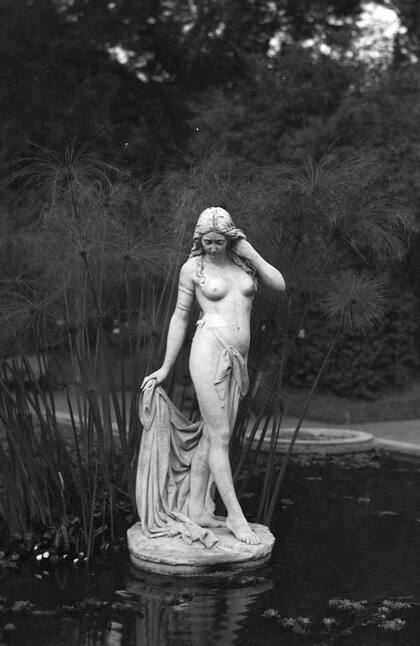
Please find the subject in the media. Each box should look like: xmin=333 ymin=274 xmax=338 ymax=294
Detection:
xmin=199 ymin=272 xmax=256 ymax=301
xmin=238 ymin=272 xmax=257 ymax=297
xmin=200 ymin=279 xmax=229 ymax=301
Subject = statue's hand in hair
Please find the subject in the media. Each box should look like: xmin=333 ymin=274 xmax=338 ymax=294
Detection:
xmin=231 ymin=238 xmax=257 ymax=262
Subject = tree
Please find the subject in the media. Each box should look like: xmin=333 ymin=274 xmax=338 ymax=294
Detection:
xmin=0 ymin=0 xmax=190 ymax=172
xmin=186 ymin=48 xmax=359 ymax=164
xmin=61 ymin=0 xmax=364 ymax=85
xmin=391 ymin=0 xmax=420 ymax=62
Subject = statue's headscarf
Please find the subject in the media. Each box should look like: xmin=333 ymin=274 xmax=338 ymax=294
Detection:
xmin=189 ymin=207 xmax=256 ymax=283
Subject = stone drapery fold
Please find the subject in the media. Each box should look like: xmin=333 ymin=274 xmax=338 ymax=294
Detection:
xmin=136 ymin=329 xmax=249 ymax=548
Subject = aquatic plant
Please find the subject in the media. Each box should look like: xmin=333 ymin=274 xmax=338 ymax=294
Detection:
xmin=0 ymin=146 xmax=416 ymax=557
xmin=327 ymin=598 xmax=367 ymax=612
xmin=262 ymin=596 xmax=415 ymax=642
xmin=379 ymin=618 xmax=406 ymax=631
xmin=0 ymin=143 xmax=178 ymax=557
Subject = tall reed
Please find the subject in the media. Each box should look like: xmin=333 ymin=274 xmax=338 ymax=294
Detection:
xmin=0 ymin=147 xmax=415 ymax=553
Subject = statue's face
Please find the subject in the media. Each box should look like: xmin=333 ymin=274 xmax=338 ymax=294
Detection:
xmin=201 ymin=232 xmax=227 ymax=257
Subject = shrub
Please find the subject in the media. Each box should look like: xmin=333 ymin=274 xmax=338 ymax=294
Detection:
xmin=284 ymin=289 xmax=418 ymax=399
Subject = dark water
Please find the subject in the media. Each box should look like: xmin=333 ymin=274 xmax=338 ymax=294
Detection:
xmin=2 ymin=454 xmax=420 ymax=645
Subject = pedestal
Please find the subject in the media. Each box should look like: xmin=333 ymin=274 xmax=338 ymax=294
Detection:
xmin=127 ymin=522 xmax=275 ymax=576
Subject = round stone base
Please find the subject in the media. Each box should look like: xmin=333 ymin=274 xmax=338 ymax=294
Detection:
xmin=127 ymin=522 xmax=275 ymax=576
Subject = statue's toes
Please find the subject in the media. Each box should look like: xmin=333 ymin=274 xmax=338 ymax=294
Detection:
xmin=215 ymin=542 xmax=234 ymax=551
xmin=244 ymin=532 xmax=261 ymax=545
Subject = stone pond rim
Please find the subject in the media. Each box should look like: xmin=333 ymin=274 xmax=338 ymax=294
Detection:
xmin=249 ymin=427 xmax=375 ymax=454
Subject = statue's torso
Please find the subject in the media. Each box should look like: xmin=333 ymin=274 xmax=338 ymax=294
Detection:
xmin=193 ymin=260 xmax=256 ymax=353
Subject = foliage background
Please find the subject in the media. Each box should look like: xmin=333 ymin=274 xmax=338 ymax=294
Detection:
xmin=1 ymin=0 xmax=420 ymax=398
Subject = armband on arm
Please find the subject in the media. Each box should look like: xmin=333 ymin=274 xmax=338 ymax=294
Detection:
xmin=175 ymin=283 xmax=195 ymax=312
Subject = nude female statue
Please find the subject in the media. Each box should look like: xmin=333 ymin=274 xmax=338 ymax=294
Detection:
xmin=141 ymin=207 xmax=285 ymax=546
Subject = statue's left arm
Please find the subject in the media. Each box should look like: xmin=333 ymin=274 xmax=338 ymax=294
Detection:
xmin=233 ymin=239 xmax=286 ymax=292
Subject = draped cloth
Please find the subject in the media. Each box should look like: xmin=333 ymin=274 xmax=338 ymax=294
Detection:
xmin=136 ymin=327 xmax=249 ymax=549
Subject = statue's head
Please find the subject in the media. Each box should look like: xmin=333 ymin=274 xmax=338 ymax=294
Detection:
xmin=190 ymin=207 xmax=245 ymax=257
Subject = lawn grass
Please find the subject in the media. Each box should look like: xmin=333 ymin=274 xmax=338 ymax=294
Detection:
xmin=48 ymin=351 xmax=420 ymax=426
xmin=282 ymin=377 xmax=420 ymax=424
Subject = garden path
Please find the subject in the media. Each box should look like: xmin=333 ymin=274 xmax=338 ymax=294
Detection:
xmin=50 ymin=390 xmax=420 ymax=459
xmin=283 ymin=416 xmax=420 ymax=459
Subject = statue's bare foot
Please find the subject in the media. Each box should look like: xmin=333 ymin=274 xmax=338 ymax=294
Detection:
xmin=189 ymin=510 xmax=226 ymax=528
xmin=226 ymin=517 xmax=261 ymax=545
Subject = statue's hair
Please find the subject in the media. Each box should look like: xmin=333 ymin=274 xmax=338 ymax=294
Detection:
xmin=190 ymin=207 xmax=256 ymax=284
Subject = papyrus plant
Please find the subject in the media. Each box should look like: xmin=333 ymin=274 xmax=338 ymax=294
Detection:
xmin=0 ymin=146 xmax=416 ymax=549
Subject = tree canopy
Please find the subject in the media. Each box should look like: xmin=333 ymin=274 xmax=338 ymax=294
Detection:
xmin=1 ymin=0 xmax=420 ymax=388
xmin=2 ymin=0 xmax=416 ymax=169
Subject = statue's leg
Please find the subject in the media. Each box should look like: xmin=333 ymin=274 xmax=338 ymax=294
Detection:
xmin=188 ymin=428 xmax=225 ymax=527
xmin=189 ymin=328 xmax=260 ymax=545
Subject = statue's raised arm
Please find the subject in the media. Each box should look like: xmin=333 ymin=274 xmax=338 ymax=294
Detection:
xmin=232 ymin=237 xmax=286 ymax=292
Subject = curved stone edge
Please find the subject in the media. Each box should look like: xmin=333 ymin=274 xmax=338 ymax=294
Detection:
xmin=127 ymin=522 xmax=275 ymax=576
xmin=375 ymin=438 xmax=420 ymax=459
xmin=128 ymin=551 xmax=273 ymax=576
xmin=250 ymin=427 xmax=375 ymax=454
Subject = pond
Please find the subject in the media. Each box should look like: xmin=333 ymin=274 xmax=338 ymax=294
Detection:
xmin=1 ymin=452 xmax=420 ymax=645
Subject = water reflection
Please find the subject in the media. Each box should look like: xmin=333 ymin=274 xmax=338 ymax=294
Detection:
xmin=7 ymin=458 xmax=420 ymax=645
xmin=6 ymin=568 xmax=272 ymax=646
xmin=127 ymin=569 xmax=273 ymax=646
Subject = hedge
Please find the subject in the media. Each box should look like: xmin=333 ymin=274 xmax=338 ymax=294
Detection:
xmin=283 ymin=290 xmax=419 ymax=400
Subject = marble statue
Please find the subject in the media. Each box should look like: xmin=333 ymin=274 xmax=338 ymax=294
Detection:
xmin=129 ymin=207 xmax=285 ymax=570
